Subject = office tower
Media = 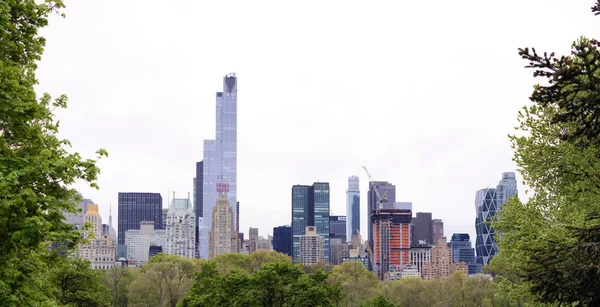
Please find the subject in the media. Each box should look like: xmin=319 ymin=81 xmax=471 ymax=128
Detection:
xmin=195 ymin=161 xmax=203 ymax=258
xmin=254 ymin=235 xmax=273 ymax=252
xmin=273 ymin=225 xmax=292 ymax=257
xmin=300 ymin=226 xmax=324 ymax=265
xmin=208 ymin=194 xmax=237 ymax=258
xmin=291 ymin=183 xmax=330 ymax=263
xmin=236 ymin=202 xmax=240 ymax=252
xmin=346 ymin=176 xmax=360 ymax=242
xmin=63 ymin=197 xmax=94 ymax=230
xmin=248 ymin=227 xmax=259 ymax=253
xmin=432 ymin=219 xmax=444 ymax=243
xmin=395 ymin=202 xmax=412 ymax=211
xmin=149 ymin=246 xmax=163 ymax=258
xmin=77 ymin=204 xmax=116 ymax=269
xmin=475 ymin=172 xmax=518 ymax=266
xmin=199 ymin=74 xmax=238 ymax=259
xmin=412 ymin=212 xmax=433 ymax=246
xmin=329 ymin=216 xmax=347 ymax=242
xmin=117 ymin=193 xmax=163 ymax=246
xmin=422 ymin=237 xmax=468 ymax=280
xmin=165 ymin=194 xmax=195 ymax=258
xmin=368 ymin=181 xmax=396 ymax=248
xmin=448 ymin=233 xmax=480 ymax=275
xmin=239 ymin=233 xmax=244 ymax=252
xmin=162 ymin=208 xmax=168 ymax=230
xmin=372 ymin=209 xmax=412 ymax=279
xmin=125 ymin=221 xmax=166 ymax=266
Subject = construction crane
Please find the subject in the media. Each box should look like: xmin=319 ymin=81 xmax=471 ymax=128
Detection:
xmin=362 ymin=166 xmax=388 ymax=210
xmin=357 ymin=229 xmax=375 ymax=272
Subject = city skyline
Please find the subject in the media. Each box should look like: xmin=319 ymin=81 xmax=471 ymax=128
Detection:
xmin=34 ymin=0 xmax=600 ymax=243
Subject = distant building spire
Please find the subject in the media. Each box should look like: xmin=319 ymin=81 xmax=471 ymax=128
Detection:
xmin=109 ymin=202 xmax=113 ymax=229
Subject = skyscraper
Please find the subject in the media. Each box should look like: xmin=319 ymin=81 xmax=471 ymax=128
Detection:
xmin=432 ymin=219 xmax=444 ymax=243
xmin=63 ymin=197 xmax=94 ymax=230
xmin=117 ymin=193 xmax=163 ymax=246
xmin=199 ymin=74 xmax=238 ymax=259
xmin=422 ymin=237 xmax=468 ymax=280
xmin=77 ymin=204 xmax=116 ymax=269
xmin=165 ymin=194 xmax=195 ymax=259
xmin=475 ymin=172 xmax=518 ymax=266
xmin=368 ymin=181 xmax=396 ymax=248
xmin=291 ymin=183 xmax=330 ymax=263
xmin=412 ymin=212 xmax=433 ymax=246
xmin=208 ymin=194 xmax=236 ymax=258
xmin=372 ymin=208 xmax=412 ymax=279
xmin=195 ymin=161 xmax=203 ymax=257
xmin=329 ymin=216 xmax=346 ymax=242
xmin=346 ymin=176 xmax=360 ymax=242
xmin=448 ymin=233 xmax=480 ymax=275
xmin=273 ymin=225 xmax=292 ymax=257
xmin=300 ymin=226 xmax=324 ymax=265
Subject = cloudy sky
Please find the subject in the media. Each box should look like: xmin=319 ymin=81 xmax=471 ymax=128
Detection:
xmin=36 ymin=1 xmax=598 ymax=242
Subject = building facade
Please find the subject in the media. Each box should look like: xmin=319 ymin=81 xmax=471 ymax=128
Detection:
xmin=77 ymin=204 xmax=116 ymax=269
xmin=475 ymin=172 xmax=518 ymax=266
xmin=200 ymin=74 xmax=238 ymax=259
xmin=330 ymin=215 xmax=347 ymax=243
xmin=273 ymin=225 xmax=292 ymax=257
xmin=300 ymin=226 xmax=324 ymax=265
xmin=409 ymin=246 xmax=432 ymax=274
xmin=195 ymin=161 xmax=203 ymax=257
xmin=125 ymin=221 xmax=166 ymax=266
xmin=411 ymin=212 xmax=433 ymax=246
xmin=448 ymin=233 xmax=480 ymax=275
xmin=291 ymin=183 xmax=330 ymax=263
xmin=368 ymin=181 xmax=396 ymax=249
xmin=432 ymin=219 xmax=444 ymax=243
xmin=422 ymin=237 xmax=468 ymax=280
xmin=208 ymin=194 xmax=237 ymax=258
xmin=165 ymin=195 xmax=195 ymax=258
xmin=117 ymin=192 xmax=163 ymax=249
xmin=63 ymin=196 xmax=94 ymax=230
xmin=372 ymin=209 xmax=412 ymax=279
xmin=346 ymin=176 xmax=360 ymax=242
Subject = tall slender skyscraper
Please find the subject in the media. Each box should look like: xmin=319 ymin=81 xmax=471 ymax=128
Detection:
xmin=346 ymin=176 xmax=360 ymax=243
xmin=475 ymin=172 xmax=518 ymax=266
xmin=199 ymin=74 xmax=238 ymax=259
xmin=291 ymin=183 xmax=330 ymax=263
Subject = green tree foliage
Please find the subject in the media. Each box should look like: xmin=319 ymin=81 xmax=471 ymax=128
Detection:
xmin=180 ymin=260 xmax=342 ymax=307
xmin=491 ymin=1 xmax=600 ymax=305
xmin=106 ymin=266 xmax=139 ymax=307
xmin=0 ymin=1 xmax=106 ymax=305
xmin=48 ymin=258 xmax=111 ymax=307
xmin=329 ymin=261 xmax=379 ymax=306
xmin=359 ymin=296 xmax=395 ymax=307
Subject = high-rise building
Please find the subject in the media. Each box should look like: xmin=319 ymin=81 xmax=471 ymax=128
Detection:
xmin=372 ymin=208 xmax=412 ymax=279
xmin=125 ymin=221 xmax=166 ymax=266
xmin=411 ymin=212 xmax=433 ymax=246
xmin=448 ymin=233 xmax=480 ymax=275
xmin=165 ymin=194 xmax=195 ymax=258
xmin=291 ymin=183 xmax=330 ymax=263
xmin=368 ymin=181 xmax=396 ymax=248
xmin=395 ymin=202 xmax=412 ymax=211
xmin=330 ymin=215 xmax=346 ymax=242
xmin=199 ymin=74 xmax=238 ymax=259
xmin=410 ymin=245 xmax=432 ymax=274
xmin=77 ymin=204 xmax=116 ymax=269
xmin=273 ymin=225 xmax=292 ymax=257
xmin=422 ymin=237 xmax=468 ymax=280
xmin=117 ymin=192 xmax=163 ymax=247
xmin=432 ymin=219 xmax=444 ymax=243
xmin=208 ymin=194 xmax=237 ymax=258
xmin=475 ymin=172 xmax=518 ymax=266
xmin=248 ymin=227 xmax=259 ymax=254
xmin=63 ymin=197 xmax=94 ymax=230
xmin=162 ymin=208 xmax=168 ymax=230
xmin=236 ymin=201 xmax=240 ymax=252
xmin=195 ymin=161 xmax=203 ymax=257
xmin=300 ymin=226 xmax=324 ymax=265
xmin=346 ymin=176 xmax=360 ymax=242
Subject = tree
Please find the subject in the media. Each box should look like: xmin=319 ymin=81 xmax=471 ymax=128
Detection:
xmin=48 ymin=258 xmax=111 ymax=307
xmin=359 ymin=296 xmax=395 ymax=307
xmin=491 ymin=1 xmax=600 ymax=305
xmin=106 ymin=266 xmax=138 ymax=307
xmin=329 ymin=261 xmax=379 ymax=306
xmin=0 ymin=1 xmax=106 ymax=305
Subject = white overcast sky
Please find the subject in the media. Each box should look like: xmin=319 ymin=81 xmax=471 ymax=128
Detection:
xmin=36 ymin=1 xmax=599 ymax=242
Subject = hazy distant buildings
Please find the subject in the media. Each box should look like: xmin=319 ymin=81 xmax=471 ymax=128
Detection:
xmin=346 ymin=176 xmax=360 ymax=242
xmin=199 ymin=74 xmax=238 ymax=259
xmin=208 ymin=194 xmax=237 ymax=258
xmin=300 ymin=226 xmax=324 ymax=265
xmin=395 ymin=202 xmax=412 ymax=211
xmin=63 ymin=197 xmax=94 ymax=230
xmin=273 ymin=225 xmax=292 ymax=257
xmin=330 ymin=216 xmax=346 ymax=243
xmin=248 ymin=227 xmax=259 ymax=254
xmin=118 ymin=192 xmax=163 ymax=247
xmin=368 ymin=181 xmax=396 ymax=248
xmin=475 ymin=172 xmax=518 ymax=266
xmin=372 ymin=209 xmax=412 ymax=279
xmin=77 ymin=204 xmax=116 ymax=270
xmin=448 ymin=233 xmax=480 ymax=275
xmin=432 ymin=219 xmax=444 ymax=243
xmin=422 ymin=237 xmax=468 ymax=280
xmin=165 ymin=194 xmax=195 ymax=258
xmin=291 ymin=183 xmax=330 ymax=263
xmin=125 ymin=221 xmax=165 ymax=266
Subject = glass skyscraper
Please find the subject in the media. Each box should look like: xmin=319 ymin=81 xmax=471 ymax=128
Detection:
xmin=367 ymin=181 xmax=395 ymax=248
xmin=346 ymin=176 xmax=360 ymax=242
xmin=291 ymin=183 xmax=330 ymax=263
xmin=475 ymin=172 xmax=518 ymax=266
xmin=273 ymin=225 xmax=292 ymax=257
xmin=117 ymin=192 xmax=163 ymax=246
xmin=199 ymin=74 xmax=238 ymax=259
